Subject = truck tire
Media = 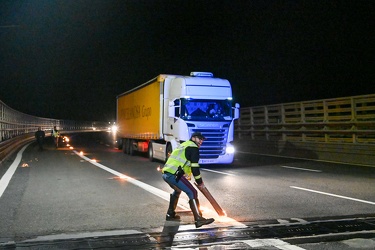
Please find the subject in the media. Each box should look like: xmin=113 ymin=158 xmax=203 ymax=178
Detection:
xmin=148 ymin=142 xmax=154 ymax=162
xmin=122 ymin=140 xmax=127 ymax=154
xmin=117 ymin=139 xmax=123 ymax=150
xmin=127 ymin=139 xmax=131 ymax=154
xmin=123 ymin=139 xmax=127 ymax=154
xmin=129 ymin=140 xmax=135 ymax=156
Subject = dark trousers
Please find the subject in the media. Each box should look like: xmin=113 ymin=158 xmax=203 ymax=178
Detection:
xmin=37 ymin=139 xmax=44 ymax=150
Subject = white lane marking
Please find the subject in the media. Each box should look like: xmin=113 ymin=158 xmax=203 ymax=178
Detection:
xmin=281 ymin=166 xmax=322 ymax=172
xmin=0 ymin=143 xmax=31 ymax=198
xmin=171 ymin=238 xmax=305 ymax=249
xmin=244 ymin=238 xmax=306 ymax=250
xmin=73 ymin=151 xmax=246 ymax=228
xmin=73 ymin=151 xmax=174 ymax=202
xmin=243 ymin=239 xmax=304 ymax=250
xmin=291 ymin=186 xmax=375 ymax=205
xmin=277 ymin=218 xmax=308 ymax=224
xmin=23 ymin=230 xmax=143 ymax=242
xmin=201 ymin=168 xmax=236 ymax=176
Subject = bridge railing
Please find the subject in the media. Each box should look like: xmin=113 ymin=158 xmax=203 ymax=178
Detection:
xmin=0 ymin=100 xmax=109 ymax=142
xmin=0 ymin=100 xmax=108 ymax=162
xmin=236 ymin=94 xmax=375 ymax=144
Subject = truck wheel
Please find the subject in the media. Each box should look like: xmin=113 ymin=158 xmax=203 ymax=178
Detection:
xmin=117 ymin=139 xmax=123 ymax=150
xmin=148 ymin=142 xmax=154 ymax=162
xmin=126 ymin=139 xmax=131 ymax=154
xmin=165 ymin=144 xmax=172 ymax=163
xmin=129 ymin=140 xmax=135 ymax=156
xmin=122 ymin=140 xmax=127 ymax=154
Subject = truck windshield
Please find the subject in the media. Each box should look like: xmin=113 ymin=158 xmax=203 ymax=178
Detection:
xmin=180 ymin=99 xmax=233 ymax=121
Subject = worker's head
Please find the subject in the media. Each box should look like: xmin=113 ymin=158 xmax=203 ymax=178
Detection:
xmin=191 ymin=132 xmax=206 ymax=147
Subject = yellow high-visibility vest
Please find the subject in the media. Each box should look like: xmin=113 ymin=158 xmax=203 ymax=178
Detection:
xmin=162 ymin=140 xmax=198 ymax=177
xmin=53 ymin=130 xmax=60 ymax=138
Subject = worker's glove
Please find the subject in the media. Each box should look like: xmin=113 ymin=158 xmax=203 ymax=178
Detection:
xmin=184 ymin=173 xmax=191 ymax=181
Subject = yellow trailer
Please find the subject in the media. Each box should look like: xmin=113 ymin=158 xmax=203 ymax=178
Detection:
xmin=116 ymin=75 xmax=168 ymax=155
xmin=117 ymin=75 xmax=165 ymax=140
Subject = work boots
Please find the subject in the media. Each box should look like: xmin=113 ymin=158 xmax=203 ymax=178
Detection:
xmin=166 ymin=194 xmax=180 ymax=221
xmin=195 ymin=199 xmax=202 ymax=217
xmin=189 ymin=199 xmax=215 ymax=228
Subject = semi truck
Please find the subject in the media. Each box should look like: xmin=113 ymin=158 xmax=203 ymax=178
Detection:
xmin=116 ymin=72 xmax=240 ymax=164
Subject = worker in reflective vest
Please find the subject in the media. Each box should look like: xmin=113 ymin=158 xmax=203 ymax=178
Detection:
xmin=52 ymin=126 xmax=60 ymax=148
xmin=162 ymin=132 xmax=214 ymax=228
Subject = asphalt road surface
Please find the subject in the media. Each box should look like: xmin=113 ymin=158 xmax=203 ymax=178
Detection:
xmin=0 ymin=132 xmax=374 ymax=249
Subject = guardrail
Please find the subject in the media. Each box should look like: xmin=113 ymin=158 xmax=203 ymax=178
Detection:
xmin=236 ymin=94 xmax=375 ymax=144
xmin=0 ymin=100 xmax=109 ymax=163
xmin=235 ymin=94 xmax=375 ymax=166
xmin=0 ymin=133 xmax=35 ymax=163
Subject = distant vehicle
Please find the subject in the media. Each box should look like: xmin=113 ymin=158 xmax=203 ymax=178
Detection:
xmin=116 ymin=72 xmax=240 ymax=164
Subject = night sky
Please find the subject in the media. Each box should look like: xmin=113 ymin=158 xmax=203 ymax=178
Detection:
xmin=1 ymin=1 xmax=374 ymax=121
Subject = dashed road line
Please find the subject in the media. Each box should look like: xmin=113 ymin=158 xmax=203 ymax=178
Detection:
xmin=281 ymin=165 xmax=322 ymax=172
xmin=201 ymin=168 xmax=236 ymax=176
xmin=291 ymin=186 xmax=375 ymax=205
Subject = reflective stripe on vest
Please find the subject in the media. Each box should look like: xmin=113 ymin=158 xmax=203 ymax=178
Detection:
xmin=163 ymin=141 xmax=197 ymax=175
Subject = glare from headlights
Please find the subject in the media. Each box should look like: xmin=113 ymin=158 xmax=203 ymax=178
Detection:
xmin=226 ymin=145 xmax=235 ymax=154
xmin=111 ymin=125 xmax=118 ymax=133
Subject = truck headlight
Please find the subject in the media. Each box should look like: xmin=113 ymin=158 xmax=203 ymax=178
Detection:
xmin=226 ymin=145 xmax=235 ymax=154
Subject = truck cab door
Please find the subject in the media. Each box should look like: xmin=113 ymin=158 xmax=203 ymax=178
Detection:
xmin=168 ymin=99 xmax=180 ymax=118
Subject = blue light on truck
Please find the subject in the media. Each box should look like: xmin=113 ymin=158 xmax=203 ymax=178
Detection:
xmin=190 ymin=72 xmax=214 ymax=77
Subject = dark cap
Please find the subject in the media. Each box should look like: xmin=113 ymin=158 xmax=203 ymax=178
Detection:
xmin=191 ymin=132 xmax=206 ymax=140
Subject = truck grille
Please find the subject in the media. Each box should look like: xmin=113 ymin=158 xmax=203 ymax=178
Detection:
xmin=190 ymin=127 xmax=229 ymax=159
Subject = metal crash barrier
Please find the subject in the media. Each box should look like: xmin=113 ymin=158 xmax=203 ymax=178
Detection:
xmin=0 ymin=100 xmax=108 ymax=163
xmin=235 ymin=94 xmax=375 ymax=166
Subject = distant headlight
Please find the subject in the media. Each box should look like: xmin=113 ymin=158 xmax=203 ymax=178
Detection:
xmin=226 ymin=145 xmax=235 ymax=154
xmin=111 ymin=125 xmax=118 ymax=133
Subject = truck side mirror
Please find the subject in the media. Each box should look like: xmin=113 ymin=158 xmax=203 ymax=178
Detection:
xmin=234 ymin=103 xmax=240 ymax=119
